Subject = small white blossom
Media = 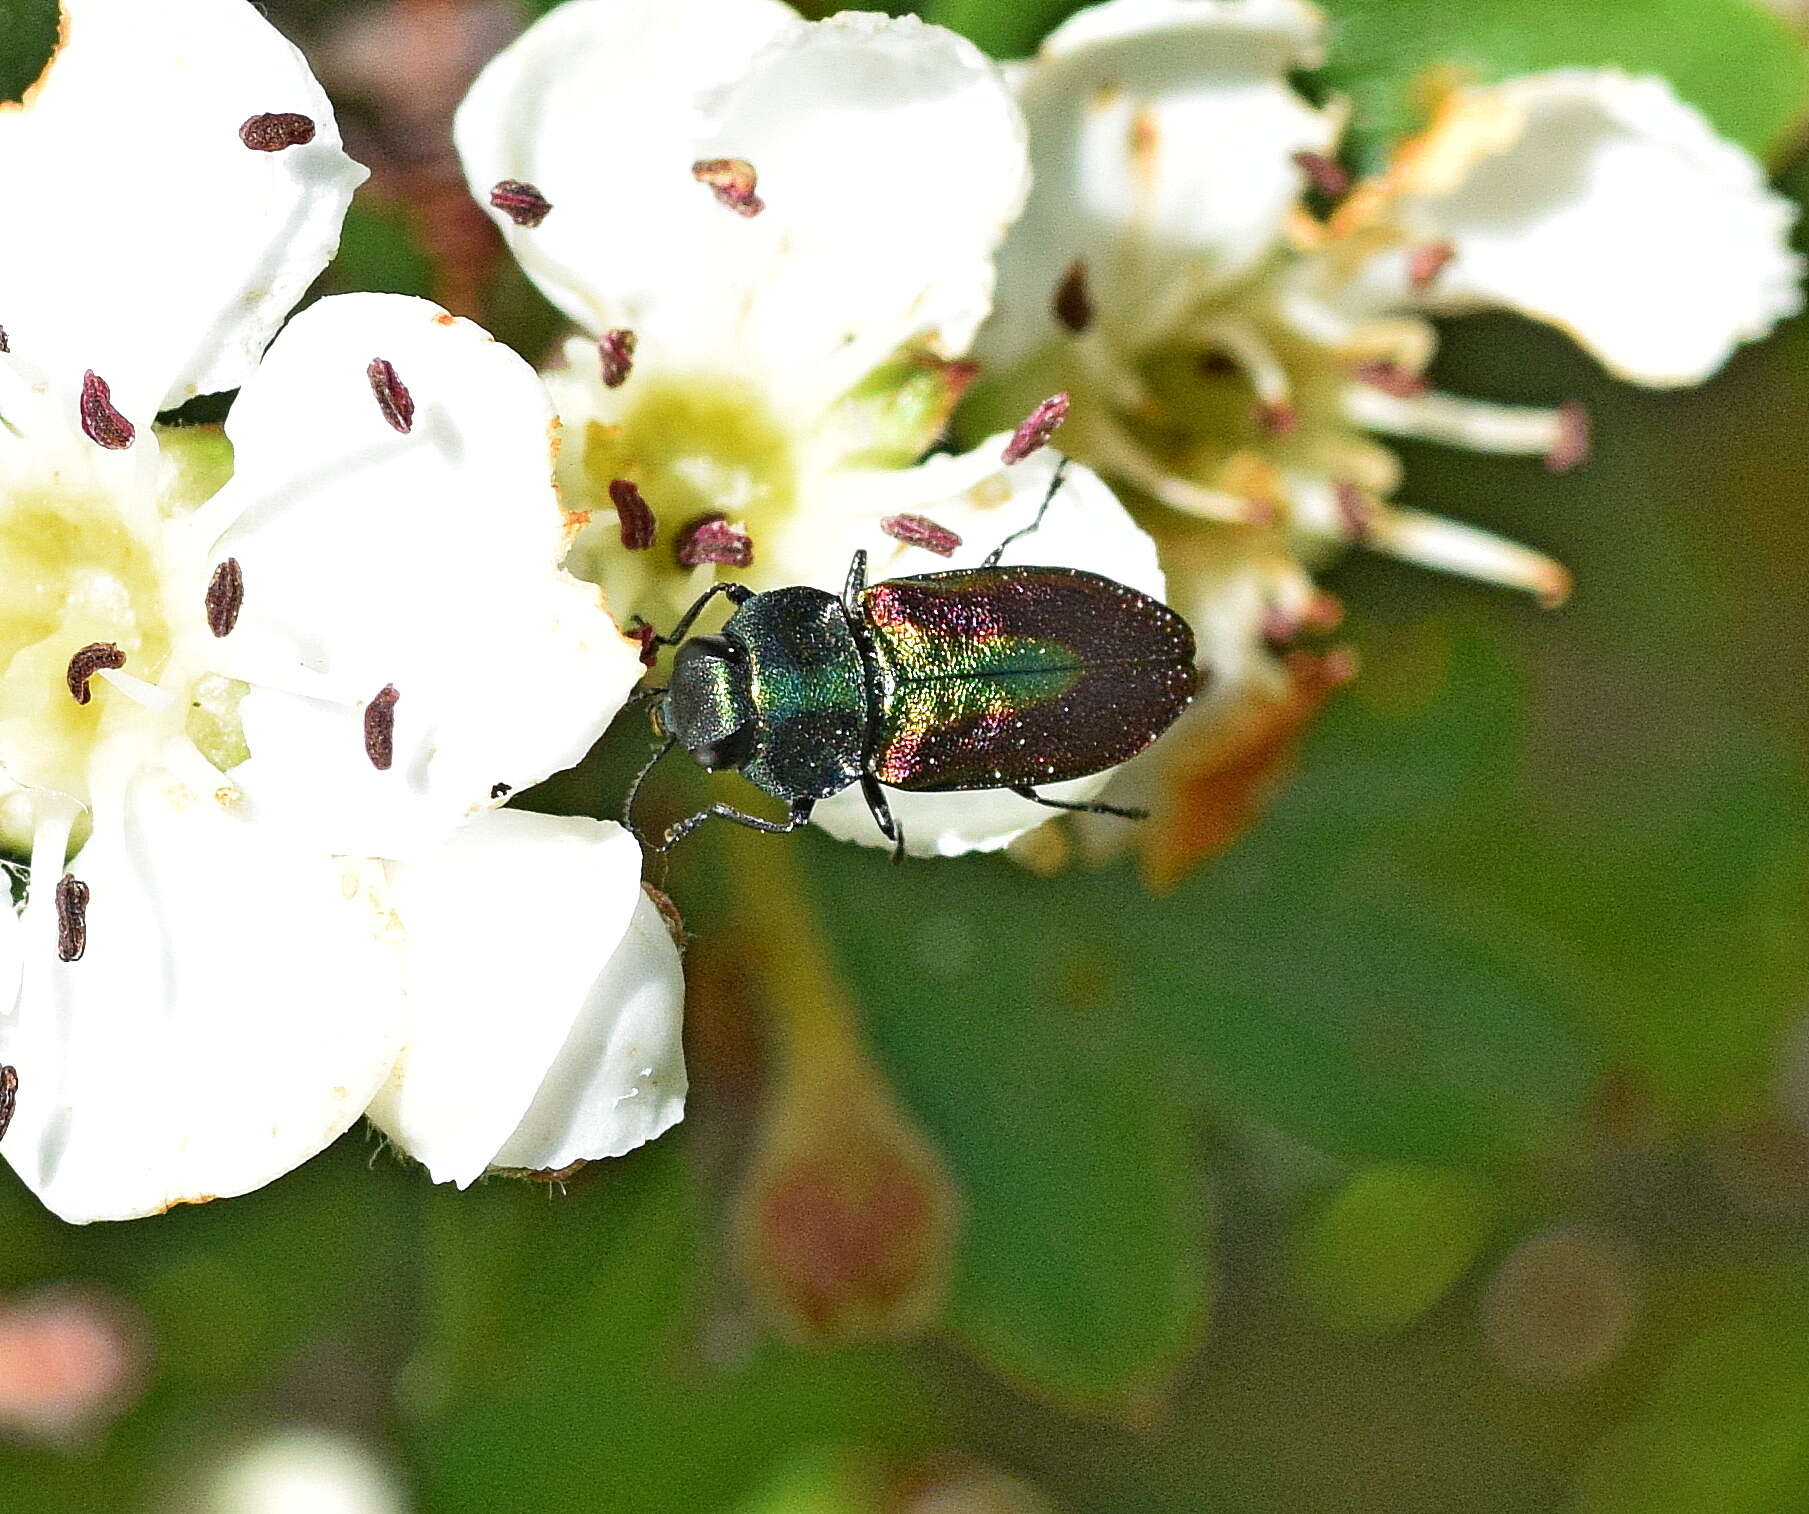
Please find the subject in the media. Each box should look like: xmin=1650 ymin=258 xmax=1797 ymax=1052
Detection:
xmin=0 ymin=0 xmax=681 ymax=1222
xmin=971 ymin=0 xmax=1803 ymax=877
xmin=457 ymin=0 xmax=1169 ymax=857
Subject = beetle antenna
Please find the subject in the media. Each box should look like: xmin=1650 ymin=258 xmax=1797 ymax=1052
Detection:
xmin=622 ymin=733 xmax=677 ymax=845
xmin=983 ymin=456 xmax=1072 ymax=568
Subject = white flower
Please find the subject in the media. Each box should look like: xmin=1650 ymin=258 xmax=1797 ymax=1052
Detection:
xmin=970 ymin=0 xmax=1802 ymax=877
xmin=457 ymin=0 xmax=1169 ymax=857
xmin=0 ymin=0 xmax=681 ymax=1223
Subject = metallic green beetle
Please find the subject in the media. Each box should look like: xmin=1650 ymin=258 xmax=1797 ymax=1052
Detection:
xmin=627 ymin=467 xmax=1200 ymax=859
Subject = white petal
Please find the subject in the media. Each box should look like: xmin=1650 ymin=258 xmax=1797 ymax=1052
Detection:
xmin=365 ymin=810 xmax=683 ymax=1187
xmin=0 ymin=882 xmax=20 ymax=1017
xmin=202 ymin=293 xmax=643 ymax=859
xmin=456 ymin=1 xmax=1027 ymax=413
xmin=0 ymin=0 xmax=366 ymax=423
xmin=1344 ymin=70 xmax=1803 ymax=386
xmin=981 ymin=0 xmax=1334 ymax=370
xmin=789 ymin=446 xmax=1172 ymax=858
xmin=0 ymin=749 xmax=403 ymax=1224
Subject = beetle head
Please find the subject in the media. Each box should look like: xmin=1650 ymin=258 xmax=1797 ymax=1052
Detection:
xmin=661 ymin=635 xmax=756 ymax=772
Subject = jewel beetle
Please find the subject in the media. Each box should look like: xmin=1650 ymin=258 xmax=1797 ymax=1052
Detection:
xmin=625 ymin=463 xmax=1200 ymax=859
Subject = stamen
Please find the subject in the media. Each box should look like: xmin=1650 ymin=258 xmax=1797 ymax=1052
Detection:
xmin=1001 ymin=392 xmax=1069 ymax=465
xmin=1255 ymin=402 xmax=1298 ymax=437
xmin=1334 ymin=480 xmax=1373 ymax=542
xmin=630 ymin=622 xmax=659 ymax=667
xmin=1353 ymin=359 xmax=1429 ymax=399
xmin=367 ymin=359 xmax=414 ymax=434
xmin=363 ymin=684 xmax=400 ymax=771
xmin=1292 ymin=150 xmax=1351 ymax=199
xmin=1053 ymin=261 xmax=1093 ymax=333
xmin=692 ymin=158 xmax=764 ymax=217
xmin=94 ymin=668 xmax=177 ymax=712
xmin=1363 ymin=502 xmax=1572 ymax=607
xmin=79 ymin=371 xmax=133 ymax=450
xmin=609 ymin=479 xmax=657 ymax=551
xmin=1195 ymin=318 xmax=1292 ymax=413
xmin=1546 ymin=402 xmax=1591 ymax=474
xmin=239 ymin=112 xmax=316 ymax=151
xmin=1342 ymin=386 xmax=1573 ymax=460
xmin=205 ymin=558 xmax=244 ymax=637
xmin=1407 ymin=240 xmax=1456 ymax=291
xmin=881 ymin=514 xmax=962 ymax=557
xmin=65 ymin=643 xmax=125 ymax=706
xmin=675 ymin=514 xmax=754 ymax=568
xmin=1087 ymin=412 xmax=1265 ymax=525
xmin=0 ymin=1064 xmax=14 ymax=1142
xmin=55 ymin=874 xmax=88 ymax=963
xmin=599 ymin=329 xmax=637 ymax=388
xmin=0 ymin=325 xmax=9 ymax=353
xmin=489 ymin=179 xmax=553 ymax=228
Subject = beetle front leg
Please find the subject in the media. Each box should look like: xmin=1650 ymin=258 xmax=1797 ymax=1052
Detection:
xmin=983 ymin=457 xmax=1072 ymax=568
xmin=653 ymin=796 xmax=815 ymax=852
xmin=1010 ymin=784 xmax=1146 ymax=820
xmin=860 ymin=774 xmax=906 ymax=864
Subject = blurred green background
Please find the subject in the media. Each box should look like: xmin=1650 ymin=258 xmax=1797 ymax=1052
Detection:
xmin=4 ymin=0 xmax=1809 ymax=1509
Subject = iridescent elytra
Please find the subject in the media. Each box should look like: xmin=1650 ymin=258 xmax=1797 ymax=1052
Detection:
xmin=626 ymin=464 xmax=1200 ymax=859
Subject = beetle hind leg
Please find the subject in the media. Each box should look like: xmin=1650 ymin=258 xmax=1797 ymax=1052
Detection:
xmin=1010 ymin=784 xmax=1146 ymax=821
xmin=860 ymin=774 xmax=906 ymax=864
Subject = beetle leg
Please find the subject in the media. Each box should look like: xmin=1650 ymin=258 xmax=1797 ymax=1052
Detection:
xmin=641 ymin=581 xmax=755 ymax=649
xmin=621 ymin=733 xmax=678 ymax=844
xmin=1010 ymin=784 xmax=1147 ymax=821
xmin=842 ymin=549 xmax=869 ymax=613
xmin=653 ymin=797 xmax=815 ymax=852
xmin=982 ymin=457 xmax=1072 ymax=568
xmin=860 ymin=774 xmax=906 ymax=864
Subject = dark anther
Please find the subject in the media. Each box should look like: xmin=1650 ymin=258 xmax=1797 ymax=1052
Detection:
xmin=0 ymin=1064 xmax=15 ymax=1142
xmin=205 ymin=558 xmax=244 ymax=638
xmin=1407 ymin=240 xmax=1456 ymax=291
xmin=599 ymin=329 xmax=637 ymax=388
xmin=881 ymin=513 xmax=962 ymax=556
xmin=490 ymin=179 xmax=553 ymax=228
xmin=55 ymin=874 xmax=89 ymax=963
xmin=364 ymin=684 xmax=400 ymax=771
xmin=1053 ymin=261 xmax=1093 ymax=333
xmin=609 ymin=479 xmax=657 ymax=551
xmin=675 ymin=513 xmax=754 ymax=568
xmin=691 ymin=158 xmax=764 ymax=217
xmin=79 ymin=371 xmax=134 ymax=450
xmin=1334 ymin=480 xmax=1373 ymax=542
xmin=65 ymin=642 xmax=125 ymax=706
xmin=1001 ymin=392 xmax=1070 ymax=465
xmin=367 ymin=358 xmax=414 ymax=434
xmin=1353 ymin=359 xmax=1428 ymax=399
xmin=240 ymin=112 xmax=316 ymax=151
xmin=491 ymin=781 xmax=512 ymax=799
xmin=0 ymin=325 xmax=9 ymax=353
xmin=630 ymin=621 xmax=660 ymax=667
xmin=1292 ymin=150 xmax=1351 ymax=199
xmin=1546 ymin=401 xmax=1591 ymax=475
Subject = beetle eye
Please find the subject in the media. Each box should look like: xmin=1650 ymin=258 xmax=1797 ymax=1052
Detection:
xmin=691 ymin=723 xmax=754 ymax=772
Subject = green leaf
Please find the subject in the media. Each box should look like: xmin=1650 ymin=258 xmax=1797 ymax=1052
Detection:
xmin=1291 ymin=1164 xmax=1494 ymax=1335
xmin=410 ymin=1137 xmax=944 ymax=1514
xmin=0 ymin=0 xmax=57 ymax=105
xmin=1578 ymin=1273 xmax=1809 ymax=1514
xmin=917 ymin=0 xmax=1081 ymax=58
xmin=1313 ymin=0 xmax=1809 ymax=167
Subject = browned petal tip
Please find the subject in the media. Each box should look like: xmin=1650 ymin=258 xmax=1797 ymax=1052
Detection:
xmin=881 ymin=513 xmax=962 ymax=557
xmin=1001 ymin=392 xmax=1069 ymax=465
xmin=0 ymin=1064 xmax=16 ymax=1142
xmin=239 ymin=112 xmax=316 ymax=151
xmin=490 ymin=178 xmax=553 ymax=228
xmin=692 ymin=157 xmax=764 ymax=217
